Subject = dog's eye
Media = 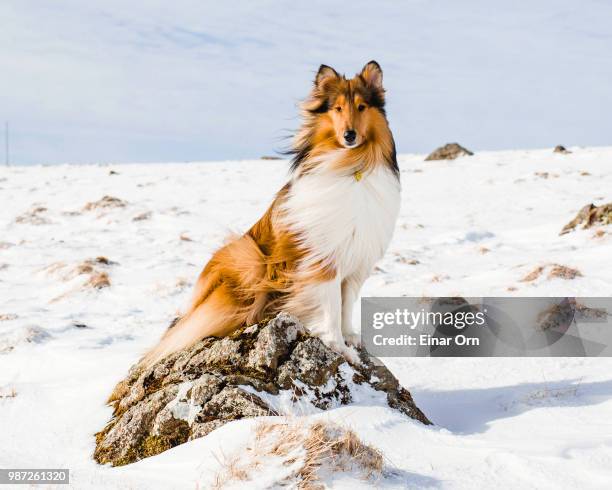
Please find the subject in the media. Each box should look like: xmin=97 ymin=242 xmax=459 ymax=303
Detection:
xmin=334 ymin=106 xmax=342 ymax=112
xmin=357 ymin=104 xmax=366 ymax=112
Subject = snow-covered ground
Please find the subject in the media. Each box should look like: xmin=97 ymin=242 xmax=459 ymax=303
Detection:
xmin=1 ymin=147 xmax=611 ymax=488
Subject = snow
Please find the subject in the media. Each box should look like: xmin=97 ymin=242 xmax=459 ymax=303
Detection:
xmin=1 ymin=146 xmax=612 ymax=488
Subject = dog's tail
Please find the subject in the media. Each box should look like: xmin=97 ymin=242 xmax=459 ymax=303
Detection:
xmin=139 ymin=288 xmax=236 ymax=367
xmin=139 ymin=234 xmax=271 ymax=368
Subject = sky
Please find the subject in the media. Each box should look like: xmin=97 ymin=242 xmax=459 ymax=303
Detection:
xmin=1 ymin=0 xmax=611 ymax=165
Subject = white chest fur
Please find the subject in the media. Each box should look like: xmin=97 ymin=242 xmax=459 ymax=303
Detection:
xmin=282 ymin=164 xmax=401 ymax=278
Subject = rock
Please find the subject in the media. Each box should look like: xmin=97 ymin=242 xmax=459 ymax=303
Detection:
xmin=83 ymin=195 xmax=127 ymax=211
xmin=95 ymin=313 xmax=430 ymax=466
xmin=201 ymin=386 xmax=274 ymax=419
xmin=560 ymin=203 xmax=612 ymax=235
xmin=553 ymin=145 xmax=571 ymax=154
xmin=425 ymin=143 xmax=473 ymax=161
xmin=86 ymin=256 xmax=116 ymax=266
xmin=246 ymin=314 xmax=298 ymax=372
xmin=276 ymin=338 xmax=344 ymax=388
xmin=96 ymin=386 xmax=180 ymax=466
xmin=132 ymin=211 xmax=152 ymax=222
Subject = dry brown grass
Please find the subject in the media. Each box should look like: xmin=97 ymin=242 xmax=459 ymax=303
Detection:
xmin=548 ymin=264 xmax=582 ymax=280
xmin=86 ymin=271 xmax=111 ymax=289
xmin=521 ymin=264 xmax=582 ymax=282
xmin=15 ymin=206 xmax=50 ymax=225
xmin=45 ymin=257 xmax=114 ymax=280
xmin=520 ymin=265 xmax=545 ymax=282
xmin=431 ymin=274 xmax=449 ymax=283
xmin=45 ymin=257 xmax=113 ymax=301
xmin=299 ymin=422 xmax=383 ymax=487
xmin=211 ymin=454 xmax=250 ymax=488
xmin=394 ymin=253 xmax=420 ymax=265
xmin=211 ymin=419 xmax=384 ymax=489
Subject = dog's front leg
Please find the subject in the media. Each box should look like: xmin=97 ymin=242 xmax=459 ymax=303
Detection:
xmin=310 ymin=276 xmax=360 ymax=364
xmin=341 ymin=271 xmax=367 ymax=348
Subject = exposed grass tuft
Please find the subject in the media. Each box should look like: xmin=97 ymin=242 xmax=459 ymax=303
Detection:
xmin=212 ymin=419 xmax=384 ymax=489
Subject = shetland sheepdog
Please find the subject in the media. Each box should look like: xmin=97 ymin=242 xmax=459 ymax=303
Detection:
xmin=142 ymin=61 xmax=400 ymax=367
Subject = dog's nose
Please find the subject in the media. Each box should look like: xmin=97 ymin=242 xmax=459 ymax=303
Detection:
xmin=344 ymin=130 xmax=357 ymax=144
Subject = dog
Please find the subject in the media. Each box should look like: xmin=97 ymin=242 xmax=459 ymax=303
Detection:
xmin=142 ymin=61 xmax=400 ymax=367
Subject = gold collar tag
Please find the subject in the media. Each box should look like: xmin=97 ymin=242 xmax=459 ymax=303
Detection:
xmin=354 ymin=170 xmax=363 ymax=182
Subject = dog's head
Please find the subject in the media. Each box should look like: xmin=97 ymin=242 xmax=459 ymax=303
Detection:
xmin=303 ymin=61 xmax=388 ymax=150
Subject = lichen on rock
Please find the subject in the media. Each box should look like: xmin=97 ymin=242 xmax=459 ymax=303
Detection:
xmin=94 ymin=313 xmax=430 ymax=466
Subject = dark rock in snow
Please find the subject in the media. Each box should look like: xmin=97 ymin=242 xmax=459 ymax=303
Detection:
xmin=560 ymin=203 xmax=612 ymax=235
xmin=425 ymin=143 xmax=473 ymax=161
xmin=94 ymin=313 xmax=430 ymax=466
xmin=83 ymin=195 xmax=127 ymax=211
xmin=553 ymin=145 xmax=571 ymax=154
xmin=132 ymin=211 xmax=152 ymax=222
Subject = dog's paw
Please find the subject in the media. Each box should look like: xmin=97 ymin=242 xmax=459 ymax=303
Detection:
xmin=344 ymin=332 xmax=362 ymax=348
xmin=320 ymin=334 xmax=362 ymax=365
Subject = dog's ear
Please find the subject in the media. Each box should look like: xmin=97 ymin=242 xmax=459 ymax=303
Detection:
xmin=360 ymin=61 xmax=383 ymax=90
xmin=315 ymin=64 xmax=339 ymax=88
